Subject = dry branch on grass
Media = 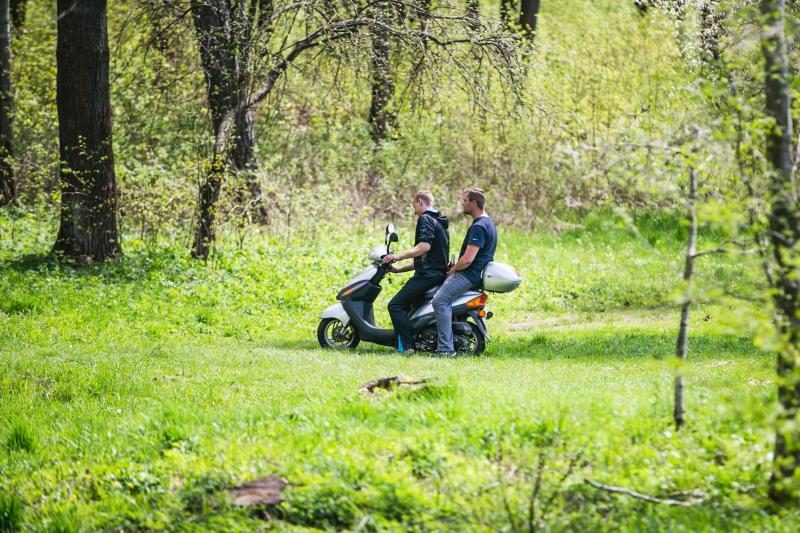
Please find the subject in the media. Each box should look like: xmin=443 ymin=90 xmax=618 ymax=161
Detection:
xmin=358 ymin=375 xmax=429 ymax=395
xmin=584 ymin=478 xmax=706 ymax=506
xmin=229 ymin=474 xmax=288 ymax=507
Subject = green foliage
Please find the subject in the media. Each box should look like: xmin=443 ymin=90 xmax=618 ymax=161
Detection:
xmin=2 ymin=0 xmax=799 ymax=528
xmin=8 ymin=0 xmax=722 ymax=235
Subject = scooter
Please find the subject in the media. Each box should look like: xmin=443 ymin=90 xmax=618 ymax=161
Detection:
xmin=317 ymin=224 xmax=510 ymax=355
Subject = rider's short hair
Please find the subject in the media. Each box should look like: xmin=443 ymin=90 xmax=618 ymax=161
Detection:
xmin=463 ymin=187 xmax=486 ymax=209
xmin=415 ymin=191 xmax=434 ymax=206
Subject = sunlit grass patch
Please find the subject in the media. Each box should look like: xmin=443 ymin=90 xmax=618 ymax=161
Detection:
xmin=0 ymin=212 xmax=792 ymax=529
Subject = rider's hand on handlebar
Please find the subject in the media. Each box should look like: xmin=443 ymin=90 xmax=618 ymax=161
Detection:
xmin=382 ymin=253 xmax=399 ymax=265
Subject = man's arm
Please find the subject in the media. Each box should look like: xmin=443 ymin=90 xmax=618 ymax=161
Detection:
xmin=383 ymin=214 xmax=435 ymax=270
xmin=382 ymin=241 xmax=431 ymax=272
xmin=448 ymin=224 xmax=487 ymax=276
xmin=449 ymin=244 xmax=479 ymax=276
xmin=388 ymin=262 xmax=416 ymax=273
xmin=387 ymin=242 xmax=431 ymax=263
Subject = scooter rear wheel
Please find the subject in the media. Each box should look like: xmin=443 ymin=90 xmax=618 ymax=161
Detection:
xmin=456 ymin=322 xmax=486 ymax=355
xmin=317 ymin=318 xmax=360 ymax=349
xmin=415 ymin=322 xmax=486 ymax=355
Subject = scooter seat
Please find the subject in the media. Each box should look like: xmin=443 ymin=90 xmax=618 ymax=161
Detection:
xmin=423 ymin=285 xmax=441 ymax=299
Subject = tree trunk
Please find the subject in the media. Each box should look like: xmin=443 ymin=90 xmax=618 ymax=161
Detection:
xmin=501 ymin=0 xmax=514 ymax=30
xmin=417 ymin=0 xmax=432 ymax=48
xmin=190 ymin=0 xmax=282 ymax=258
xmin=9 ymin=0 xmax=24 ymax=32
xmin=760 ymin=0 xmax=800 ymax=505
xmin=0 ymin=0 xmax=13 ymax=206
xmin=699 ymin=0 xmax=723 ymax=62
xmin=53 ymin=0 xmax=120 ymax=261
xmin=230 ymin=0 xmax=268 ymax=221
xmin=191 ymin=0 xmax=232 ymax=259
xmin=368 ymin=6 xmax=394 ymax=146
xmin=230 ymin=80 xmax=268 ymax=224
xmin=193 ymin=154 xmax=225 ymax=259
xmin=466 ymin=0 xmax=480 ymax=32
xmin=191 ymin=0 xmax=267 ymax=253
xmin=518 ymin=0 xmax=540 ymax=41
xmin=674 ymin=167 xmax=698 ymax=430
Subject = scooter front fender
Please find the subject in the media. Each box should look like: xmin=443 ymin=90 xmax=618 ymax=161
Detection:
xmin=321 ymin=303 xmax=350 ymax=326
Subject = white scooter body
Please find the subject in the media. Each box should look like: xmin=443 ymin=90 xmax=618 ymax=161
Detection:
xmin=320 ymin=262 xmax=381 ymax=326
xmin=321 ymin=263 xmax=482 ymax=327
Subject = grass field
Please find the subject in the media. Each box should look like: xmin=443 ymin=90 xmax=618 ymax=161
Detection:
xmin=1 ymin=211 xmax=797 ymax=531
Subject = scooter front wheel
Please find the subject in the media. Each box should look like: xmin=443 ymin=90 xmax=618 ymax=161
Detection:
xmin=317 ymin=318 xmax=360 ymax=349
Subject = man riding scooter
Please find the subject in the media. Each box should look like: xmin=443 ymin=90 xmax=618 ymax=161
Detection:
xmin=316 ymin=192 xmax=518 ymax=353
xmin=432 ymin=187 xmax=497 ymax=357
xmin=382 ymin=191 xmax=450 ymax=354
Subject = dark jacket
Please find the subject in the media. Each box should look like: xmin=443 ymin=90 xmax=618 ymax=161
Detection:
xmin=414 ymin=209 xmax=450 ymax=275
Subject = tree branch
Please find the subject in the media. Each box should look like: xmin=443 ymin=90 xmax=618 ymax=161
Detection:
xmin=528 ymin=450 xmax=545 ymax=533
xmin=691 ymin=246 xmax=759 ymax=259
xmin=539 ymin=453 xmax=581 ymax=525
xmin=584 ymin=479 xmax=705 ymax=506
xmin=213 ymin=13 xmax=515 ymax=156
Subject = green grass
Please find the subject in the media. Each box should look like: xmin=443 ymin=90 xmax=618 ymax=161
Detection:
xmin=4 ymin=423 xmax=36 ymax=454
xmin=0 ymin=493 xmax=24 ymax=533
xmin=0 ymin=211 xmax=796 ymax=530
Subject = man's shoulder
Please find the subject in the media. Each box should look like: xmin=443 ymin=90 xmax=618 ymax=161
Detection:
xmin=472 ymin=216 xmax=495 ymax=230
xmin=417 ymin=213 xmax=434 ymax=227
xmin=418 ymin=213 xmax=436 ymax=229
xmin=471 ymin=217 xmax=496 ymax=247
xmin=421 ymin=212 xmax=447 ymax=230
xmin=478 ymin=216 xmax=496 ymax=234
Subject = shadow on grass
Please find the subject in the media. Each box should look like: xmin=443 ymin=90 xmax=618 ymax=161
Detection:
xmin=550 ymin=208 xmax=728 ymax=247
xmin=0 ymin=248 xmax=195 ymax=283
xmin=266 ymin=337 xmax=398 ymax=356
xmin=262 ymin=333 xmax=765 ymax=362
xmin=266 ymin=338 xmax=331 ymax=351
xmin=0 ymin=253 xmax=58 ymax=272
xmin=490 ymin=332 xmax=766 ymax=361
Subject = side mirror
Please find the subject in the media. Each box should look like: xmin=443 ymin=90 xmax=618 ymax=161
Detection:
xmin=385 ymin=224 xmax=398 ymax=245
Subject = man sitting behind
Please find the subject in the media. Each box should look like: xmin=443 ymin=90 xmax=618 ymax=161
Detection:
xmin=432 ymin=187 xmax=496 ymax=356
xmin=382 ymin=191 xmax=450 ymax=354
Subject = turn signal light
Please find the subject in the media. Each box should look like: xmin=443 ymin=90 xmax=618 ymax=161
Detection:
xmin=338 ymin=282 xmax=364 ymax=299
xmin=341 ymin=286 xmax=357 ymax=297
xmin=466 ymin=294 xmax=488 ymax=308
xmin=478 ymin=310 xmax=486 ymax=318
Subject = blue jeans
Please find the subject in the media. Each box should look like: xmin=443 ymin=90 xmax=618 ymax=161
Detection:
xmin=431 ymin=272 xmax=475 ymax=352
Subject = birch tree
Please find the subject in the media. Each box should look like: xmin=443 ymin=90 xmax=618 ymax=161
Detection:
xmin=759 ymin=0 xmax=800 ymax=505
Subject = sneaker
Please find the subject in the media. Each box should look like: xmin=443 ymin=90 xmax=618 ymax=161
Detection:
xmin=401 ymin=348 xmax=416 ymax=355
xmin=434 ymin=350 xmax=457 ymax=358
